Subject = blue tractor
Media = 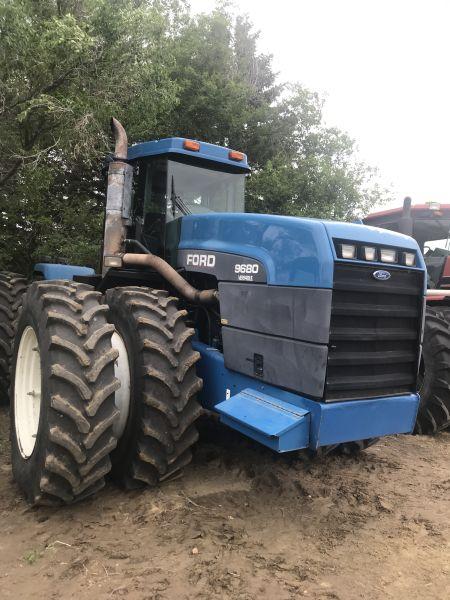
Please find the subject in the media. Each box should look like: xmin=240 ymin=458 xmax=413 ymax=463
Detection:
xmin=2 ymin=119 xmax=425 ymax=505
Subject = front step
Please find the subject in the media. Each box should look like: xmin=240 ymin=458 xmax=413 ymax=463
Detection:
xmin=215 ymin=388 xmax=310 ymax=452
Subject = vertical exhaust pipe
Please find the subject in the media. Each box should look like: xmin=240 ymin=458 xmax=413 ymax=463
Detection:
xmin=102 ymin=118 xmax=218 ymax=303
xmin=111 ymin=117 xmax=128 ymax=160
xmin=398 ymin=196 xmax=413 ymax=237
xmin=103 ymin=118 xmax=133 ymax=274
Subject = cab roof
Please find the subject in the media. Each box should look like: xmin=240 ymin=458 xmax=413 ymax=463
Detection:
xmin=127 ymin=137 xmax=250 ymax=171
xmin=364 ymin=203 xmax=450 ymax=221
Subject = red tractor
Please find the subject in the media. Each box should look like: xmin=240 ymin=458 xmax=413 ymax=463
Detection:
xmin=364 ymin=197 xmax=450 ymax=434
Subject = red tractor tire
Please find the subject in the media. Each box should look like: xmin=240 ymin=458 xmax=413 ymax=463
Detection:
xmin=415 ymin=306 xmax=450 ymax=434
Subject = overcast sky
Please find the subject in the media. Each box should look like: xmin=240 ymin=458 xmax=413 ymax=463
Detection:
xmin=190 ymin=0 xmax=450 ymax=208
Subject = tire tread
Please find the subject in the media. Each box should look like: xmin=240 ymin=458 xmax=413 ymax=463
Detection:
xmin=0 ymin=271 xmax=27 ymax=403
xmin=415 ymin=306 xmax=450 ymax=434
xmin=11 ymin=280 xmax=120 ymax=505
xmin=107 ymin=286 xmax=203 ymax=488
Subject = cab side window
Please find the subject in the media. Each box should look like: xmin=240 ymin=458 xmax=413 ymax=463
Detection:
xmin=132 ymin=158 xmax=168 ymax=255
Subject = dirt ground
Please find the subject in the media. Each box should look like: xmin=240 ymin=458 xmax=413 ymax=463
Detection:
xmin=0 ymin=407 xmax=448 ymax=600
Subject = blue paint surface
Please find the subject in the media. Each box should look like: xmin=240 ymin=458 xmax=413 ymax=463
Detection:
xmin=180 ymin=213 xmax=425 ymax=288
xmin=215 ymin=388 xmax=310 ymax=452
xmin=194 ymin=342 xmax=420 ymax=451
xmin=324 ymin=220 xmax=423 ymax=252
xmin=128 ymin=137 xmax=250 ymax=171
xmin=34 ymin=263 xmax=95 ymax=281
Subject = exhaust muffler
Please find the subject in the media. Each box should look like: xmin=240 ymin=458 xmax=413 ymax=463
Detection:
xmin=103 ymin=118 xmax=133 ymax=274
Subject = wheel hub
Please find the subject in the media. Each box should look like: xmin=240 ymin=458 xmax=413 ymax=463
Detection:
xmin=14 ymin=326 xmax=42 ymax=459
xmin=111 ymin=331 xmax=131 ymax=439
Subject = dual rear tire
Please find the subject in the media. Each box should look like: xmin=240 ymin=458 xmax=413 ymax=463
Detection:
xmin=11 ymin=281 xmax=120 ymax=505
xmin=106 ymin=287 xmax=203 ymax=489
xmin=11 ymin=283 xmax=202 ymax=505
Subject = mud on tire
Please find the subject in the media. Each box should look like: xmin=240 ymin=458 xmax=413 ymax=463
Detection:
xmin=106 ymin=287 xmax=203 ymax=488
xmin=10 ymin=281 xmax=120 ymax=505
xmin=0 ymin=272 xmax=27 ymax=404
xmin=415 ymin=306 xmax=450 ymax=434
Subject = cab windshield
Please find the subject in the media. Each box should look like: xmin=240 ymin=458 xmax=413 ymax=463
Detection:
xmin=133 ymin=156 xmax=247 ymax=259
xmin=167 ymin=159 xmax=245 ymax=219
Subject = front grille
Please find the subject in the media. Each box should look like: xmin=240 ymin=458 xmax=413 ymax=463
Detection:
xmin=325 ymin=263 xmax=424 ymax=401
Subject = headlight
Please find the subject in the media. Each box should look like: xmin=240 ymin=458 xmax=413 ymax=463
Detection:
xmin=362 ymin=246 xmax=377 ymax=261
xmin=403 ymin=252 xmax=416 ymax=266
xmin=427 ymin=201 xmax=440 ymax=210
xmin=340 ymin=243 xmax=356 ymax=259
xmin=380 ymin=248 xmax=397 ymax=263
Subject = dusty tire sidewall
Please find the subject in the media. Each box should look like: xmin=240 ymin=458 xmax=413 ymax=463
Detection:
xmin=10 ymin=296 xmax=52 ymax=503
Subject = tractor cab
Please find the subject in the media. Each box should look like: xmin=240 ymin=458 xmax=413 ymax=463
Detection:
xmin=364 ymin=198 xmax=450 ymax=288
xmin=127 ymin=138 xmax=250 ymax=264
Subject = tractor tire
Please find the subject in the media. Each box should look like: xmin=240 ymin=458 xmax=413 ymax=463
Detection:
xmin=0 ymin=272 xmax=27 ymax=404
xmin=314 ymin=438 xmax=378 ymax=458
xmin=106 ymin=287 xmax=203 ymax=488
xmin=415 ymin=306 xmax=450 ymax=434
xmin=10 ymin=280 xmax=120 ymax=505
xmin=336 ymin=438 xmax=378 ymax=454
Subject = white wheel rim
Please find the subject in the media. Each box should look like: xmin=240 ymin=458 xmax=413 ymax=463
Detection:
xmin=14 ymin=326 xmax=42 ymax=459
xmin=111 ymin=331 xmax=131 ymax=439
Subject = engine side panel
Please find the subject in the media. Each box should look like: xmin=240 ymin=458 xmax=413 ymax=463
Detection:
xmin=218 ymin=282 xmax=331 ymax=344
xmin=221 ymin=327 xmax=327 ymax=398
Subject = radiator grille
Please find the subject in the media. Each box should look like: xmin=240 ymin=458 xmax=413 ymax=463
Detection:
xmin=325 ymin=263 xmax=424 ymax=401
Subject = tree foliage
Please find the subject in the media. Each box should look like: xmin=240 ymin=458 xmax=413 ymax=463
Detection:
xmin=0 ymin=0 xmax=389 ymax=273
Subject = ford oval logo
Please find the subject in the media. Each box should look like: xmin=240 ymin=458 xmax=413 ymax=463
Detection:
xmin=373 ymin=269 xmax=391 ymax=281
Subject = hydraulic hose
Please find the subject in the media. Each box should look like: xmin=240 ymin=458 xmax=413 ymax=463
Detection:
xmin=122 ymin=252 xmax=218 ymax=305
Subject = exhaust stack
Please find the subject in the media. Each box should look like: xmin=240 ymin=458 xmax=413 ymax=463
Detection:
xmin=398 ymin=196 xmax=413 ymax=237
xmin=103 ymin=118 xmax=133 ymax=273
xmin=102 ymin=117 xmax=218 ymax=304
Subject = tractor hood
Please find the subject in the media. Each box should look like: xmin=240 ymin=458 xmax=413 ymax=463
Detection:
xmin=178 ymin=213 xmax=425 ymax=288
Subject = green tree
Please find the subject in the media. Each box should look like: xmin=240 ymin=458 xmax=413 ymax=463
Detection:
xmin=0 ymin=0 xmax=178 ymax=271
xmin=0 ymin=1 xmax=389 ymax=274
xmin=246 ymin=86 xmax=387 ymax=220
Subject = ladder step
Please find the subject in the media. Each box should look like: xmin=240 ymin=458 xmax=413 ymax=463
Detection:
xmin=215 ymin=388 xmax=310 ymax=452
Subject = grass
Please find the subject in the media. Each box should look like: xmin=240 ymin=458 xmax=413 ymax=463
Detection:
xmin=23 ymin=549 xmax=41 ymax=565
